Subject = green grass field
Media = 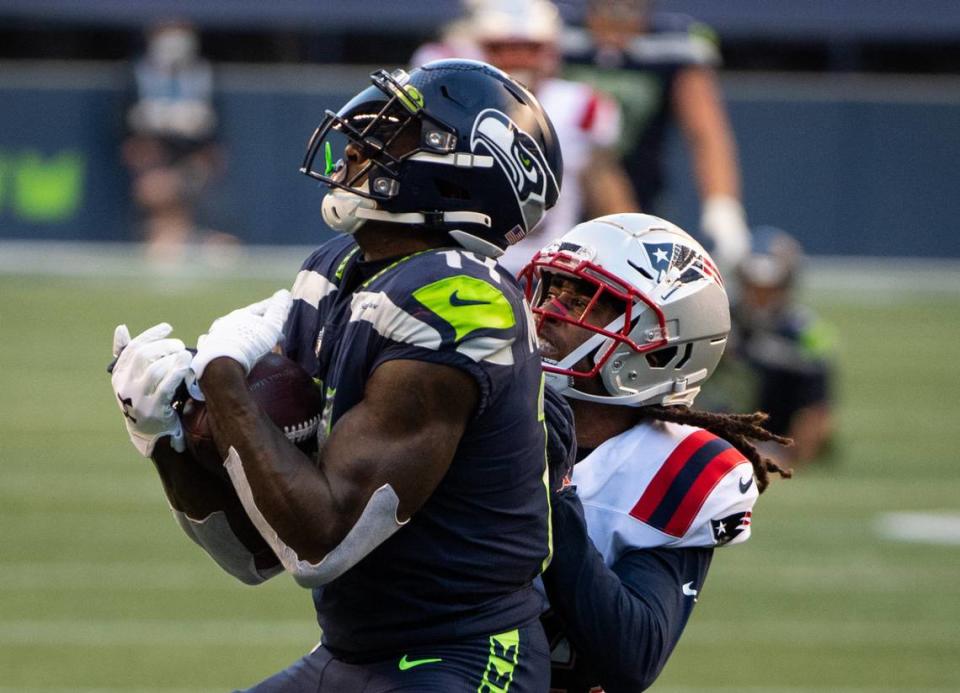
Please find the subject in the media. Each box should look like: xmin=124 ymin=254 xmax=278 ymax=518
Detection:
xmin=1 ymin=260 xmax=959 ymax=692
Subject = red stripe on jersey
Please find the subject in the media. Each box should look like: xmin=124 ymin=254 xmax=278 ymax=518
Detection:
xmin=663 ymin=447 xmax=748 ymax=537
xmin=629 ymin=429 xmax=715 ymax=523
xmin=579 ymin=93 xmax=599 ymax=131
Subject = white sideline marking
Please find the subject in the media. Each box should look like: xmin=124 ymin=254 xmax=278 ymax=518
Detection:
xmin=875 ymin=512 xmax=960 ymax=545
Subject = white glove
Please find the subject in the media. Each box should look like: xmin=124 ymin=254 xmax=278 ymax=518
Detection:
xmin=700 ymin=195 xmax=751 ymax=272
xmin=190 ymin=289 xmax=293 ymax=384
xmin=111 ymin=322 xmax=192 ymax=457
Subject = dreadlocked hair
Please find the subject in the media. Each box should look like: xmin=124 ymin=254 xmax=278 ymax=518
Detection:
xmin=640 ymin=405 xmax=793 ymax=493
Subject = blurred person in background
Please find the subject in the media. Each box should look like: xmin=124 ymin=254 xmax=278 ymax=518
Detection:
xmin=731 ymin=226 xmax=836 ymax=466
xmin=564 ymin=0 xmax=750 ymax=271
xmin=522 ymin=213 xmax=791 ymax=692
xmin=412 ymin=0 xmax=639 ymax=275
xmin=122 ymin=20 xmax=236 ymax=262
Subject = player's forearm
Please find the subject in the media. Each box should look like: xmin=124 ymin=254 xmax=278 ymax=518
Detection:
xmin=581 ymin=151 xmax=639 ymax=217
xmin=691 ymin=130 xmax=740 ymax=200
xmin=151 ymin=436 xmax=240 ymax=517
xmin=544 ymin=489 xmax=694 ymax=692
xmin=151 ymin=437 xmax=281 ymax=581
xmin=199 ymin=357 xmax=352 ymax=562
xmin=674 ymin=67 xmax=741 ymax=200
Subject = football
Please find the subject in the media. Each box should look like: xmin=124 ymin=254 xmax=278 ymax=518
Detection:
xmin=180 ymin=352 xmax=324 ymax=477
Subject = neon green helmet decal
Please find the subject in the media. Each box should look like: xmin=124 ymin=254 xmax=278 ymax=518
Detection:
xmin=323 ymin=141 xmax=335 ymax=176
xmin=397 ymin=84 xmax=425 ymax=113
xmin=413 ymin=275 xmax=515 ymax=342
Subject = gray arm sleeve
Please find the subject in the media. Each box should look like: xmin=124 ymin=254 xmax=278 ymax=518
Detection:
xmin=171 ymin=508 xmax=284 ymax=586
xmin=224 ymin=446 xmax=408 ymax=588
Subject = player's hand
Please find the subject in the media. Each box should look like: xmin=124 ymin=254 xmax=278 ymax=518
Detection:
xmin=110 ymin=322 xmax=192 ymax=457
xmin=700 ymin=195 xmax=751 ymax=271
xmin=191 ymin=289 xmax=293 ymax=383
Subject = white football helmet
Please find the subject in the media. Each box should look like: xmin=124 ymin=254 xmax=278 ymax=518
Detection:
xmin=522 ymin=213 xmax=731 ymax=407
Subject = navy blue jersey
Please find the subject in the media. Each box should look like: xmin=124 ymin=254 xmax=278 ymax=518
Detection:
xmin=733 ymin=304 xmax=834 ymax=436
xmin=284 ymin=236 xmax=552 ymax=656
xmin=563 ymin=13 xmax=720 ymax=210
xmin=542 ymin=487 xmax=712 ymax=693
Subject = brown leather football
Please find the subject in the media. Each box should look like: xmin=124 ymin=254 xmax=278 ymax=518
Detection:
xmin=180 ymin=352 xmax=323 ymax=477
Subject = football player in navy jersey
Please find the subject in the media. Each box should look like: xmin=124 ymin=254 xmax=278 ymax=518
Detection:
xmin=564 ymin=0 xmax=750 ymax=269
xmin=520 ymin=213 xmax=791 ymax=692
xmin=108 ymin=60 xmax=565 ymax=692
xmin=732 ymin=227 xmax=836 ymax=465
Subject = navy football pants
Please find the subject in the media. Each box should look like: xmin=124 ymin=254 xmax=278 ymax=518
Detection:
xmin=236 ymin=621 xmax=550 ymax=692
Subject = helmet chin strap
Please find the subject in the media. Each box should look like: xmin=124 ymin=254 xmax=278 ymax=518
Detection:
xmin=321 ymin=186 xmax=497 ymax=254
xmin=321 ymin=188 xmax=377 ymax=235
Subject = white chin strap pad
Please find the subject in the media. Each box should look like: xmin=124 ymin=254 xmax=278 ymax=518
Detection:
xmin=171 ymin=508 xmax=283 ymax=585
xmin=224 ymin=446 xmax=408 ymax=588
xmin=321 ymin=188 xmax=377 ymax=234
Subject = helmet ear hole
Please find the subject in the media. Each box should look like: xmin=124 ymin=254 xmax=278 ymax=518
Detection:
xmin=645 ymin=346 xmax=678 ymax=369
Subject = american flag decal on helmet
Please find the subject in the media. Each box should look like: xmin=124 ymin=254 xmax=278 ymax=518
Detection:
xmin=505 ymin=225 xmax=527 ymax=245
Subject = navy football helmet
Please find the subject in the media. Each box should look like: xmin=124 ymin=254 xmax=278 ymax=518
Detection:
xmin=301 ymin=59 xmax=562 ymax=257
xmin=737 ymin=225 xmax=803 ymax=288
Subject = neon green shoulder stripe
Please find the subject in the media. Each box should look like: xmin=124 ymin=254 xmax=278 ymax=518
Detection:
xmin=413 ymin=275 xmax=516 ymax=342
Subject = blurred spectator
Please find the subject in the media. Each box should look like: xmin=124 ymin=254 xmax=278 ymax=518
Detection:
xmin=731 ymin=227 xmax=836 ymax=465
xmin=563 ymin=0 xmax=749 ymax=270
xmin=122 ymin=20 xmax=235 ymax=262
xmin=412 ymin=0 xmax=639 ymax=275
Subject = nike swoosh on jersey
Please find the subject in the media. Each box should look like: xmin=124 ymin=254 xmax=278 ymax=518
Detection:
xmin=449 ymin=290 xmax=491 ymax=307
xmin=739 ymin=476 xmax=754 ymax=493
xmin=398 ymin=655 xmax=443 ymax=671
xmin=682 ymin=581 xmax=699 ymax=597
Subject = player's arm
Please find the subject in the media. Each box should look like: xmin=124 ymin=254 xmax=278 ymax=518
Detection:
xmin=579 ymin=90 xmax=639 ymax=217
xmin=673 ymin=65 xmax=740 ymax=202
xmin=200 ymin=356 xmax=477 ymax=587
xmin=673 ymin=65 xmax=749 ymax=267
xmin=543 ymin=487 xmax=712 ymax=692
xmin=581 ymin=148 xmax=639 ymax=217
xmin=108 ymin=322 xmax=281 ymax=585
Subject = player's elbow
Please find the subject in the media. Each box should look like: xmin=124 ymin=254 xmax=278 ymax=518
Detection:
xmin=603 ymin=659 xmax=667 ymax=693
xmin=211 ymin=553 xmax=284 ymax=586
xmin=225 ymin=566 xmax=272 ymax=586
xmin=278 ymin=484 xmax=407 ymax=588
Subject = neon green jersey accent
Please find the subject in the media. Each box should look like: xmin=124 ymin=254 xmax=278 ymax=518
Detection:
xmin=537 ymin=373 xmax=553 ymax=572
xmin=478 ymin=629 xmax=520 ymax=693
xmin=413 ymin=275 xmax=516 ymax=342
xmin=799 ymin=319 xmax=836 ymax=358
xmin=398 ymin=654 xmax=443 ymax=671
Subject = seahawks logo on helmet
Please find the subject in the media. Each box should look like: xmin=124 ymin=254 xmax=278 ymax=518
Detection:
xmin=470 ymin=108 xmax=559 ymax=238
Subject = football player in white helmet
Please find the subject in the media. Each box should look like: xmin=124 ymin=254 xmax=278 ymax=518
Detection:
xmin=522 ymin=213 xmax=791 ymax=692
xmin=411 ymin=0 xmax=639 ymax=275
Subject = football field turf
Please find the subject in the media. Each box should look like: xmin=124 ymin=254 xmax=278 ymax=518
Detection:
xmin=1 ymin=254 xmax=958 ymax=691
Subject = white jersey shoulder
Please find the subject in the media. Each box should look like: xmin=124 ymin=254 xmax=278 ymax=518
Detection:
xmin=571 ymin=420 xmax=758 ymax=567
xmin=499 ymin=77 xmax=622 ymax=275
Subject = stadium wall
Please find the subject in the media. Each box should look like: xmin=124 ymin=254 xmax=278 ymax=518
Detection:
xmin=1 ymin=62 xmax=958 ymax=257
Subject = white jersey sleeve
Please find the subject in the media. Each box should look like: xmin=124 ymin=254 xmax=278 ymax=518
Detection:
xmin=499 ymin=78 xmax=623 ymax=275
xmin=571 ymin=421 xmax=759 ymax=567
